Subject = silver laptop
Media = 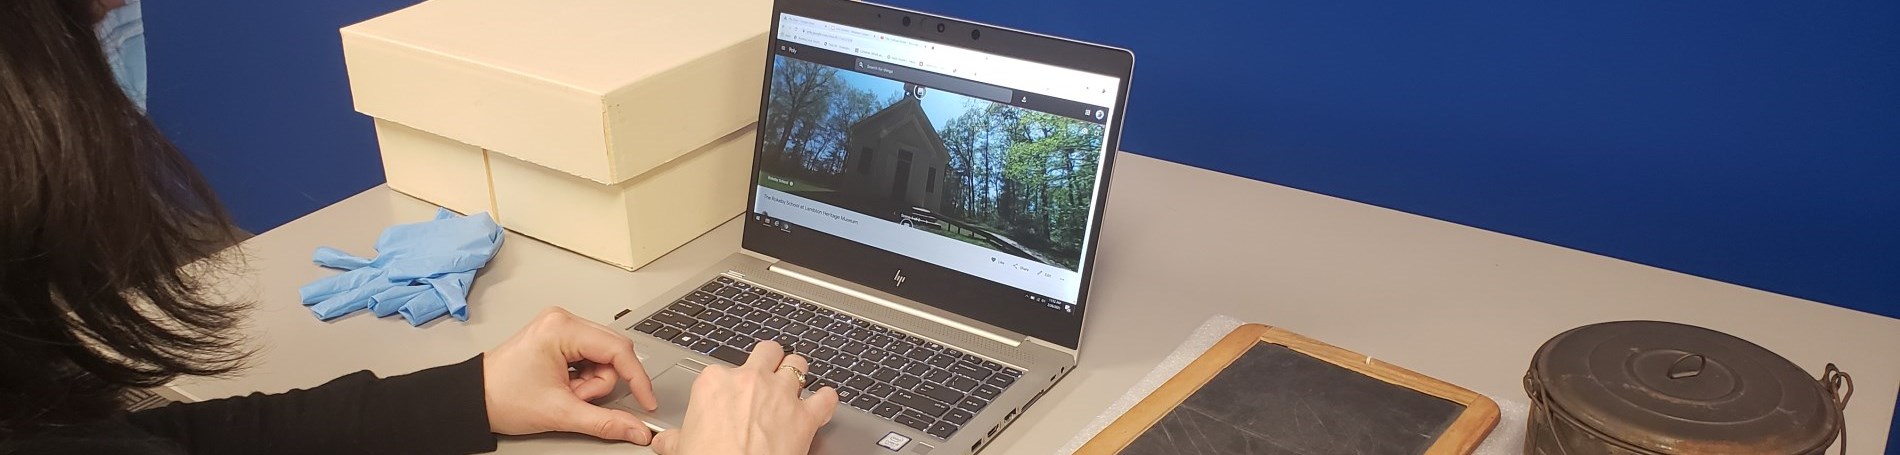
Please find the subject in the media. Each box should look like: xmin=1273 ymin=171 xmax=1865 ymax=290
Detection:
xmin=609 ymin=1 xmax=1132 ymax=452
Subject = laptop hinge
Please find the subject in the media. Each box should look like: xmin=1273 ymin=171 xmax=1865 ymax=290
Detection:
xmin=769 ymin=265 xmax=1022 ymax=348
xmin=1024 ymin=337 xmax=1077 ymax=359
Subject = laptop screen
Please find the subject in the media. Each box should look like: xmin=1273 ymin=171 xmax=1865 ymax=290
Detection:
xmin=751 ymin=13 xmax=1122 ymax=312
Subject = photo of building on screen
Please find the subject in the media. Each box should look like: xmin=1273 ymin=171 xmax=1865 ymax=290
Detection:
xmin=758 ymin=56 xmax=1106 ymax=272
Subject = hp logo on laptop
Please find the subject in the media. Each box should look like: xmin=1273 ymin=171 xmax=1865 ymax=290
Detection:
xmin=892 ymin=270 xmax=907 ymax=287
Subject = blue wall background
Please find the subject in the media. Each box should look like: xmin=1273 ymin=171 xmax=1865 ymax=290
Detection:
xmin=146 ymin=1 xmax=1896 ymax=447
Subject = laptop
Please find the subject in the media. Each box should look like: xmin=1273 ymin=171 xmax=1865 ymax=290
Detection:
xmin=609 ymin=0 xmax=1131 ymax=452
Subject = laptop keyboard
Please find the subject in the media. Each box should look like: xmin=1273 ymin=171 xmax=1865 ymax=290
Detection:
xmin=631 ymin=275 xmax=1022 ymax=440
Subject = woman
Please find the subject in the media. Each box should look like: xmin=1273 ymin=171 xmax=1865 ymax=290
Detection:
xmin=0 ymin=0 xmax=836 ymax=453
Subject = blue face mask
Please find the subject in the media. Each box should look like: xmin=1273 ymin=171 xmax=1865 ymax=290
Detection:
xmin=96 ymin=0 xmax=147 ymax=110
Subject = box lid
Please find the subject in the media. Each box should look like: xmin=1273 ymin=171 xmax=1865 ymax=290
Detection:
xmin=342 ymin=0 xmax=769 ymax=184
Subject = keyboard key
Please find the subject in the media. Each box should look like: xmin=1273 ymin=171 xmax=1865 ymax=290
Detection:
xmin=947 ymin=375 xmax=981 ymax=391
xmin=742 ymin=310 xmax=770 ymax=323
xmin=866 ymin=334 xmax=894 ymax=347
xmin=789 ymin=310 xmax=816 ymax=322
xmin=985 ymin=373 xmax=1017 ymax=389
xmin=712 ymin=314 xmax=744 ymax=327
xmin=888 ymin=391 xmax=950 ymax=417
xmin=981 ymin=360 xmax=1003 ymax=372
xmin=903 ymin=363 xmax=931 ymax=377
xmin=924 ymin=370 xmax=953 ymax=384
xmin=653 ymin=310 xmax=695 ymax=327
xmin=688 ymin=339 xmax=719 ymax=354
xmin=845 ymin=376 xmax=875 ymax=390
xmin=926 ymin=421 xmax=957 ymax=439
xmin=732 ymin=292 xmax=760 ymax=304
xmin=872 ymin=402 xmax=903 ymax=419
xmin=710 ymin=346 xmax=749 ymax=366
xmin=951 ymin=362 xmax=989 ymax=381
xmin=848 ymin=360 xmax=876 ymax=376
xmin=701 ymin=282 xmax=724 ymax=293
xmin=823 ymin=369 xmax=855 ymax=384
xmin=860 ymin=349 xmax=889 ymax=363
xmin=871 ymin=368 xmax=900 ymax=382
xmin=756 ymin=328 xmax=782 ymax=342
xmin=1000 ymin=368 xmax=1022 ymax=378
xmin=710 ymin=329 xmax=740 ymax=344
xmin=669 ymin=301 xmax=707 ymax=317
xmin=865 ymin=383 xmax=896 ymax=398
xmin=782 ymin=322 xmax=811 ymax=337
xmin=634 ymin=320 xmax=663 ymax=334
xmin=893 ymin=412 xmax=933 ymax=432
xmin=715 ymin=276 xmax=735 ymax=285
xmin=956 ymin=397 xmax=988 ymax=413
xmin=764 ymin=316 xmax=790 ymax=329
xmin=820 ymin=336 xmax=848 ymax=348
xmin=769 ymin=304 xmax=795 ymax=317
xmin=809 ymin=364 xmax=832 ymax=377
xmin=734 ymin=322 xmax=761 ymax=334
xmin=652 ymin=326 xmax=682 ymax=341
xmin=905 ymin=349 xmax=933 ymax=362
xmin=705 ymin=298 xmax=734 ymax=312
xmin=881 ymin=357 xmax=909 ymax=370
xmin=686 ymin=290 xmax=717 ymax=304
xmin=958 ymin=353 xmax=981 ymax=364
xmin=714 ymin=287 xmax=743 ymax=298
xmin=895 ymin=374 xmax=922 ymax=390
xmin=765 ymin=291 xmax=788 ymax=301
xmin=688 ymin=322 xmax=717 ymax=337
xmin=850 ymin=395 xmax=880 ymax=411
xmin=808 ymin=379 xmax=835 ymax=392
xmin=731 ymin=281 xmax=751 ymax=290
xmin=809 ymin=346 xmax=835 ymax=361
xmin=943 ymin=409 xmax=975 ymax=425
xmin=925 ymin=355 xmax=956 ymax=369
xmin=974 ymin=385 xmax=1003 ymax=401
xmin=843 ymin=341 xmax=868 ymax=353
xmin=914 ymin=382 xmax=962 ymax=404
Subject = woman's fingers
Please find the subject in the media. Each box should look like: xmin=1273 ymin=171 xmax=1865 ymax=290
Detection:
xmin=569 ymin=362 xmax=619 ymax=401
xmin=778 ymin=354 xmax=811 ymax=389
xmin=744 ymin=340 xmax=788 ymax=371
xmin=803 ymin=386 xmax=841 ymax=424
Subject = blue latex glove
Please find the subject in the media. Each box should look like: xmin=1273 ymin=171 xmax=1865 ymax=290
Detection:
xmin=300 ymin=209 xmax=504 ymax=325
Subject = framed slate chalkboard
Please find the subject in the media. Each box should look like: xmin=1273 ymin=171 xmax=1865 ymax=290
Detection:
xmin=1078 ymin=324 xmax=1499 ymax=454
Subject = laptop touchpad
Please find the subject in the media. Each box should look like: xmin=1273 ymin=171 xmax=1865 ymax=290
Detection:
xmin=606 ymin=364 xmax=699 ymax=433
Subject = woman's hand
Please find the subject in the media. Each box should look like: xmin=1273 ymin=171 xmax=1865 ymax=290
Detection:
xmin=652 ymin=340 xmax=840 ymax=455
xmin=482 ymin=307 xmax=660 ymax=444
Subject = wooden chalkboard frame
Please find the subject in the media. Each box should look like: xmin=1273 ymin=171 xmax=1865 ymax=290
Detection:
xmin=1078 ymin=323 xmax=1501 ymax=454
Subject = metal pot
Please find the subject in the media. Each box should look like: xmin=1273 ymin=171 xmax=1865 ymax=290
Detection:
xmin=1523 ymin=321 xmax=1853 ymax=455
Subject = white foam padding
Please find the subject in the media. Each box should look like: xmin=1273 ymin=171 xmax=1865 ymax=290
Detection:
xmin=1057 ymin=315 xmax=1529 ymax=454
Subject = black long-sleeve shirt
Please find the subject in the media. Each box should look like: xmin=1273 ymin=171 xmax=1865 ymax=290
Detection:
xmin=3 ymin=355 xmax=498 ymax=455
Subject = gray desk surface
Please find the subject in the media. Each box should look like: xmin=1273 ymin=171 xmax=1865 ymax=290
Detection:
xmin=172 ymin=153 xmax=1900 ymax=453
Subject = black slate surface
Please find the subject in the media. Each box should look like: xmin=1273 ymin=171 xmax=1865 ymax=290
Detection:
xmin=1122 ymin=342 xmax=1465 ymax=455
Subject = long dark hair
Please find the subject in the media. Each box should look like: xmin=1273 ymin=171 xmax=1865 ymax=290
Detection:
xmin=1 ymin=0 xmax=250 ymax=436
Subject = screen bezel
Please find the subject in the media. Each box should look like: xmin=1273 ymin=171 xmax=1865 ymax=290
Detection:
xmin=744 ymin=0 xmax=1133 ymax=350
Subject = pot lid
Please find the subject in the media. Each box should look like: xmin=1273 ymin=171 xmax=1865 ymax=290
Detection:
xmin=1530 ymin=321 xmax=1838 ymax=453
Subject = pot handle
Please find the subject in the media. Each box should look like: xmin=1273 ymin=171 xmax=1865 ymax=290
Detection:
xmin=1821 ymin=363 xmax=1852 ymax=455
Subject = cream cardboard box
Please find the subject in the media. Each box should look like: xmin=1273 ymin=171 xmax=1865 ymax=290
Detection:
xmin=372 ymin=119 xmax=495 ymax=217
xmin=342 ymin=0 xmax=771 ymax=270
xmin=490 ymin=126 xmax=756 ymax=270
xmin=341 ymin=0 xmax=769 ymax=184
